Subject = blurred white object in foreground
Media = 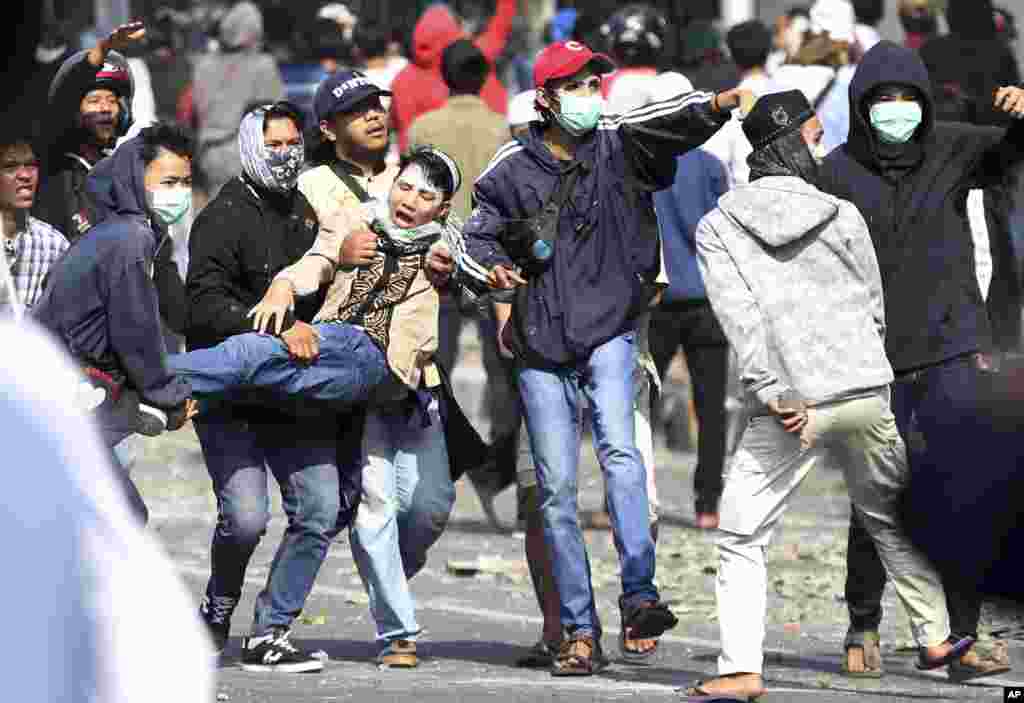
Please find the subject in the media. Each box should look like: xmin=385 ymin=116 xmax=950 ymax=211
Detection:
xmin=0 ymin=320 xmax=214 ymax=703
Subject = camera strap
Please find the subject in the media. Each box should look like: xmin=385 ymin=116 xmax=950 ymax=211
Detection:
xmin=537 ymin=160 xmax=586 ymax=250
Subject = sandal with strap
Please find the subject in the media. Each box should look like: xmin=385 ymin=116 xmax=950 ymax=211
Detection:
xmin=551 ymin=635 xmax=605 ymax=677
xmin=619 ymin=599 xmax=660 ymax=664
xmin=916 ymin=635 xmax=975 ymax=671
xmin=840 ymin=630 xmax=884 ymax=678
xmin=946 ymin=641 xmax=1012 ymax=681
xmin=620 ymin=597 xmax=679 ymax=640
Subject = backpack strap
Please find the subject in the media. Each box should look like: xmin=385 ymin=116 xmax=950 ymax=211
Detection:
xmin=329 ymin=161 xmax=373 ymax=203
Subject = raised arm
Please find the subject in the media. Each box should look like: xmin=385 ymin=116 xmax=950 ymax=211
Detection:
xmin=968 ymin=88 xmax=1024 ymax=185
xmin=616 ymin=81 xmax=753 ymax=189
xmin=42 ymin=23 xmax=147 ymax=159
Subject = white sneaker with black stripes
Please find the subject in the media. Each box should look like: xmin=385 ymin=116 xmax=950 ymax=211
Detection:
xmin=240 ymin=628 xmax=323 ymax=673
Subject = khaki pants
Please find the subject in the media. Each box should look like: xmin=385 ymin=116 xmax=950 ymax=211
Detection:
xmin=715 ymin=389 xmax=949 ymax=675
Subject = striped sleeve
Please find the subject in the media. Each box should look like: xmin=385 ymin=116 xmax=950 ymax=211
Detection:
xmin=441 ymin=214 xmax=492 ymax=291
xmin=476 ymin=140 xmax=524 ymax=184
xmin=610 ymin=86 xmax=731 ymax=189
xmin=601 ymin=88 xmax=717 ymax=130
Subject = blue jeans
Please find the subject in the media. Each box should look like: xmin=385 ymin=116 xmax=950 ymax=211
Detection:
xmin=168 ymin=323 xmax=388 ymax=407
xmin=194 ymin=410 xmax=353 ymax=636
xmin=350 ymin=395 xmax=455 ymax=643
xmin=516 ymin=332 xmax=658 ymax=637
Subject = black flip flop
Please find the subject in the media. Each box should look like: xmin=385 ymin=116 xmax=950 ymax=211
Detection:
xmin=916 ymin=636 xmax=975 ymax=671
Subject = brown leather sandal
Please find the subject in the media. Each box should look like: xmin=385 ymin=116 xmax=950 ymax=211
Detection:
xmin=948 ymin=647 xmax=1012 ymax=682
xmin=551 ymin=635 xmax=605 ymax=677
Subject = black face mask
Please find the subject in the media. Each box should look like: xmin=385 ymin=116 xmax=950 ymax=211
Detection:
xmin=747 ymin=129 xmax=821 ymax=185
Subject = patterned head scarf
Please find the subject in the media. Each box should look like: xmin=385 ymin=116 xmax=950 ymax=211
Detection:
xmin=238 ymin=104 xmax=305 ymax=194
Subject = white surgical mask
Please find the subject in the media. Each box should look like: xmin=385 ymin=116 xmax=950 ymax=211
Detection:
xmin=147 ymin=187 xmax=192 ymax=226
xmin=554 ymin=93 xmax=604 ymax=136
xmin=869 ymin=101 xmax=924 ymax=144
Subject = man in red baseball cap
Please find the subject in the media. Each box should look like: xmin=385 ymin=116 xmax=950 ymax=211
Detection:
xmin=532 ymin=39 xmax=616 ymax=89
xmin=454 ymin=39 xmax=753 ymax=676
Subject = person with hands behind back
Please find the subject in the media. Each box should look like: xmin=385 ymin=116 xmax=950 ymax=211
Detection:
xmin=459 ymin=39 xmax=752 ymax=676
xmin=690 ymin=89 xmax=975 ymax=701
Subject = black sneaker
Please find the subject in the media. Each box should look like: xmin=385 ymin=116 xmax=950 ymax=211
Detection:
xmin=199 ymin=597 xmax=232 ymax=655
xmin=241 ymin=628 xmax=324 ymax=673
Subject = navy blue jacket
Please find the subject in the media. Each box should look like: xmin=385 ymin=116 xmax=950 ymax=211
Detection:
xmin=32 ymin=136 xmax=191 ymax=412
xmin=463 ymin=90 xmax=729 ymax=366
xmin=653 ymin=148 xmax=730 ymax=305
xmin=817 ymin=41 xmax=1024 ymax=373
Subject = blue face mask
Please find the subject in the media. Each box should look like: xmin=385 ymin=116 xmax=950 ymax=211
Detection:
xmin=869 ymin=101 xmax=923 ymax=144
xmin=554 ymin=93 xmax=604 ymax=136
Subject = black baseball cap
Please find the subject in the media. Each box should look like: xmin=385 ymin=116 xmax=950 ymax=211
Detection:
xmin=742 ymin=90 xmax=814 ymax=150
xmin=313 ymin=70 xmax=391 ymax=123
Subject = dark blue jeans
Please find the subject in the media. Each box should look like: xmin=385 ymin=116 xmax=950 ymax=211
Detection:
xmin=168 ymin=323 xmax=388 ymax=408
xmin=845 ymin=355 xmax=985 ymax=640
xmin=195 ymin=409 xmax=358 ymax=636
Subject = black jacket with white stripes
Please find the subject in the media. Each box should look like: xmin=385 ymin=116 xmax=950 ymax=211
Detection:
xmin=460 ymin=89 xmax=729 ymax=367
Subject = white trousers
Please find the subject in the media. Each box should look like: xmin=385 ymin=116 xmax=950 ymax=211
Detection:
xmin=715 ymin=389 xmax=950 ymax=675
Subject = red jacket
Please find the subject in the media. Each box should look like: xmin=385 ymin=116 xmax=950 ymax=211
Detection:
xmin=391 ymin=0 xmax=515 ymax=151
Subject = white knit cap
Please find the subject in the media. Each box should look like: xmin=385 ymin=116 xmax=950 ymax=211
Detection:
xmin=508 ymin=90 xmax=539 ymax=127
xmin=810 ymin=0 xmax=856 ymax=43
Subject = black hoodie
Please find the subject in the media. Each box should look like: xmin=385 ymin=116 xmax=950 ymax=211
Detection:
xmin=919 ymin=0 xmax=1021 ymax=127
xmin=32 ymin=51 xmax=134 ymax=241
xmin=817 ymin=41 xmax=1024 ymax=373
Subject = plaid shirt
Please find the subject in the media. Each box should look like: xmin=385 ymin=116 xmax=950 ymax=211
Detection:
xmin=2 ymin=216 xmax=68 ymax=314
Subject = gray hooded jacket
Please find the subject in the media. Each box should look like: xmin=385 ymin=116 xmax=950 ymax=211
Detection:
xmin=696 ymin=175 xmax=892 ymax=408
